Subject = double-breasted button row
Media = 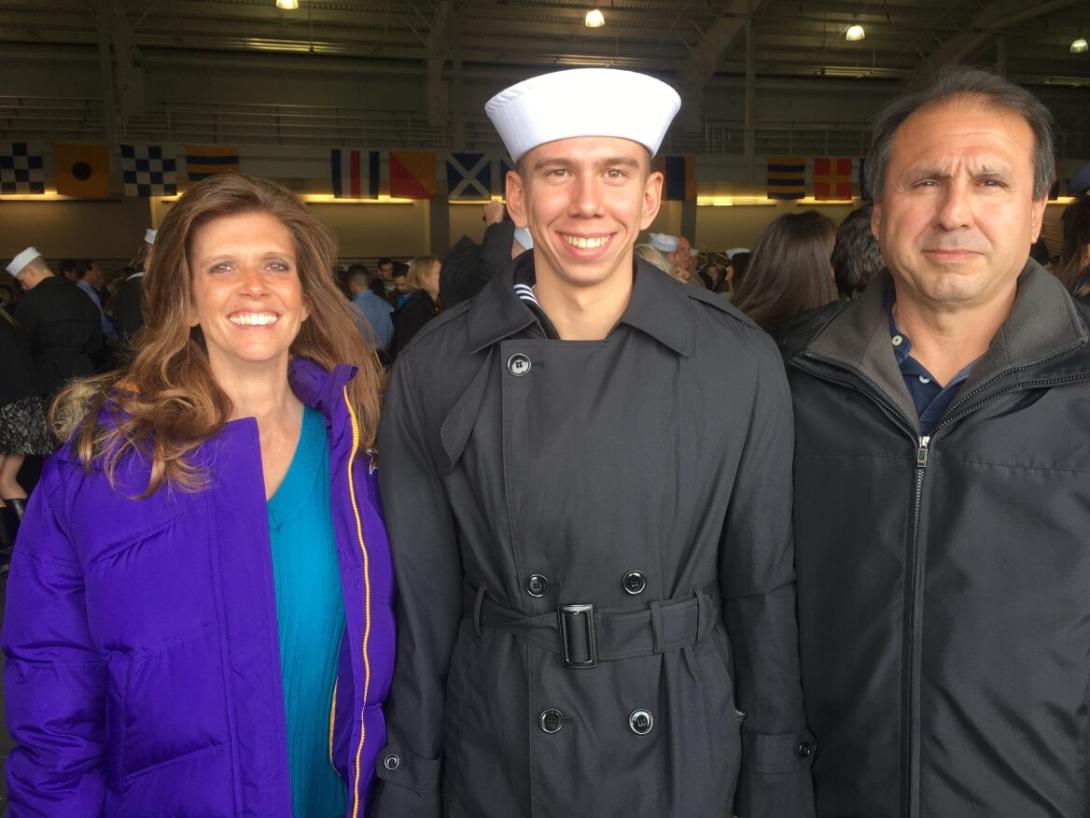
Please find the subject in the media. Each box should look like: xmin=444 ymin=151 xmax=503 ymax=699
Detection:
xmin=538 ymin=708 xmax=655 ymax=735
xmin=524 ymin=570 xmax=647 ymax=597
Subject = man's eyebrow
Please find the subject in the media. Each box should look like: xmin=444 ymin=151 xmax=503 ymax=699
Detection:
xmin=529 ymin=155 xmax=643 ymax=172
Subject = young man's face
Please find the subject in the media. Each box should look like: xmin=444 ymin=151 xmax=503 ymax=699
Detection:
xmin=379 ymin=262 xmax=395 ymax=282
xmin=506 ymin=136 xmax=663 ymax=291
xmin=394 ymin=274 xmax=411 ymax=293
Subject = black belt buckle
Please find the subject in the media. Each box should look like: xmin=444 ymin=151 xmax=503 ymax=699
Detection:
xmin=558 ymin=603 xmax=598 ymax=668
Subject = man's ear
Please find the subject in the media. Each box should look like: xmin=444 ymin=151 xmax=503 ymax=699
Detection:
xmin=1029 ymin=195 xmax=1047 ymax=243
xmin=640 ymin=170 xmax=664 ymax=230
xmin=505 ymin=169 xmax=529 ymax=229
xmin=870 ymin=202 xmax=882 ymax=242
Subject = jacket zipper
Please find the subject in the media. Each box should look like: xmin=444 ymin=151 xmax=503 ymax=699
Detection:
xmin=905 ymin=434 xmax=929 ymax=818
xmin=341 ymin=386 xmax=374 ymax=818
xmin=793 ymin=355 xmax=1090 ymax=818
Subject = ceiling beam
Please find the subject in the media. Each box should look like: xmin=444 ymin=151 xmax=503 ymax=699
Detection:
xmin=920 ymin=0 xmax=1081 ymax=70
xmin=678 ymin=0 xmax=769 ymax=129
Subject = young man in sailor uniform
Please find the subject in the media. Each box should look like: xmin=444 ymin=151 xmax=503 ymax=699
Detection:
xmin=373 ymin=68 xmax=815 ymax=818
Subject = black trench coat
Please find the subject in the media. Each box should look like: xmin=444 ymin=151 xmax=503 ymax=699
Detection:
xmin=373 ymin=256 xmax=815 ymax=818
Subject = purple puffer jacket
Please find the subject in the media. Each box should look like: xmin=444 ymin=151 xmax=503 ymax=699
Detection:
xmin=2 ymin=358 xmax=395 ymax=817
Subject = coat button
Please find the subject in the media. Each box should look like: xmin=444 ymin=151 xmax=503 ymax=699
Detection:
xmin=507 ymin=353 xmax=532 ymax=376
xmin=383 ymin=753 xmax=401 ymax=770
xmin=629 ymin=709 xmax=654 ymax=735
xmin=797 ymin=741 xmax=816 ymax=758
xmin=540 ymin=708 xmax=565 ymax=734
xmin=622 ymin=570 xmax=647 ymax=595
xmin=526 ymin=573 xmax=550 ymax=597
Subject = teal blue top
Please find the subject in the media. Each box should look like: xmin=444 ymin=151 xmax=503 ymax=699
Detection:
xmin=268 ymin=405 xmax=348 ymax=818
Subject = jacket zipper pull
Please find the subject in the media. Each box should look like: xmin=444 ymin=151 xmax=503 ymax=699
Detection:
xmin=916 ymin=435 xmax=931 ymax=468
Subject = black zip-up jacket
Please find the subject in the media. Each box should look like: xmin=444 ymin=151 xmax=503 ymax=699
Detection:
xmin=781 ymin=260 xmax=1090 ymax=818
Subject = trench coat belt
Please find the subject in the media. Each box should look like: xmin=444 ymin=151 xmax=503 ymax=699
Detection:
xmin=465 ymin=582 xmax=721 ymax=663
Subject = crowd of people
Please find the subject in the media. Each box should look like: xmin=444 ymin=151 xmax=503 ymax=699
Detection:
xmin=1 ymin=62 xmax=1090 ymax=818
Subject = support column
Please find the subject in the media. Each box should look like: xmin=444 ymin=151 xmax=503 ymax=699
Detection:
xmin=744 ymin=19 xmax=756 ymax=160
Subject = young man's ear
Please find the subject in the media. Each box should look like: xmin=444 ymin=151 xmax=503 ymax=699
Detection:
xmin=505 ymin=169 xmax=529 ymax=229
xmin=639 ymin=170 xmax=664 ymax=231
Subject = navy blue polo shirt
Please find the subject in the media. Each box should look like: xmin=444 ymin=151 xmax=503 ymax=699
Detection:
xmin=889 ymin=307 xmax=978 ymax=435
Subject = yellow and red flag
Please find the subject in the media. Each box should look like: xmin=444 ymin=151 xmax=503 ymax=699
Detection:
xmin=389 ymin=150 xmax=436 ymax=199
xmin=813 ymin=157 xmax=854 ymax=200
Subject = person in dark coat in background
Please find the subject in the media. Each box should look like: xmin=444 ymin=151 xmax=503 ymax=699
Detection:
xmin=6 ymin=247 xmax=103 ymax=397
xmin=372 ymin=67 xmax=814 ymax=818
xmin=0 ymin=306 xmax=54 ymax=562
xmin=782 ymin=67 xmax=1090 ymax=818
xmin=114 ymin=228 xmax=156 ymax=348
xmin=830 ymin=205 xmax=884 ymax=299
xmin=389 ymin=255 xmax=441 ymax=359
xmin=440 ymin=201 xmax=532 ymax=309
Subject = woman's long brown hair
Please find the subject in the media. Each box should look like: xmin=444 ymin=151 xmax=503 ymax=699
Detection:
xmin=732 ymin=210 xmax=839 ymax=337
xmin=52 ymin=174 xmax=382 ymax=496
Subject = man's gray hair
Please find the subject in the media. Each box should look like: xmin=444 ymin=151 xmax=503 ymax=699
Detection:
xmin=864 ymin=66 xmax=1056 ymax=203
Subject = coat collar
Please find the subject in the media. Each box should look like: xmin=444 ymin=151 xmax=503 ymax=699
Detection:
xmin=466 ymin=252 xmax=694 ymax=356
xmin=805 ymin=259 xmax=1089 ymax=418
xmin=288 ymin=356 xmax=357 ymax=420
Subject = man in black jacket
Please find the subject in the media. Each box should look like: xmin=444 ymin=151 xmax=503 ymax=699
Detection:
xmin=6 ymin=247 xmax=102 ymax=397
xmin=782 ymin=67 xmax=1090 ymax=817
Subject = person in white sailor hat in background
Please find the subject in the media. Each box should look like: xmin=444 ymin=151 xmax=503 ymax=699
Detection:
xmin=113 ymin=227 xmax=156 ymax=349
xmin=6 ymin=246 xmax=103 ymax=399
xmin=649 ymin=231 xmax=703 ymax=288
xmin=373 ymin=67 xmax=815 ymax=818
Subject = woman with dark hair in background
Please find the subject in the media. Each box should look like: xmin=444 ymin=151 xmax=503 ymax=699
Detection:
xmin=732 ymin=210 xmax=838 ymax=337
xmin=390 ymin=254 xmax=441 ymax=358
xmin=1058 ymin=197 xmax=1090 ymax=301
xmin=3 ymin=174 xmax=394 ymax=817
xmin=0 ymin=305 xmax=53 ymax=563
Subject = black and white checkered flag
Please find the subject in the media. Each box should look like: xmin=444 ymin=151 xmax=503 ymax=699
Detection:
xmin=1 ymin=143 xmax=45 ymax=194
xmin=121 ymin=144 xmax=177 ymax=197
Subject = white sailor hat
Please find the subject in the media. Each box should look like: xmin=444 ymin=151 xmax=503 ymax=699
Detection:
xmin=725 ymin=247 xmax=750 ymax=259
xmin=648 ymin=233 xmax=679 ymax=253
xmin=6 ymin=246 xmax=41 ymax=278
xmin=144 ymin=228 xmax=158 ymax=245
xmin=513 ymin=226 xmax=533 ymax=250
xmin=485 ymin=68 xmax=681 ymax=163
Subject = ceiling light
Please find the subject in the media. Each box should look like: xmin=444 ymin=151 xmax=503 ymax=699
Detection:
xmin=846 ymin=24 xmax=866 ymax=42
xmin=1072 ymin=38 xmax=1089 ymax=54
xmin=584 ymin=9 xmax=605 ymax=28
xmin=276 ymin=0 xmax=299 ymax=9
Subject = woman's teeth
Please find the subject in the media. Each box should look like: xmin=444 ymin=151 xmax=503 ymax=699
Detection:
xmin=229 ymin=313 xmax=278 ymax=326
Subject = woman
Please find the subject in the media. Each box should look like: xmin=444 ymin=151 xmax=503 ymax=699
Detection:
xmin=0 ymin=306 xmax=53 ymax=557
xmin=3 ymin=174 xmax=394 ymax=817
xmin=390 ymin=255 xmax=441 ymax=358
xmin=731 ymin=210 xmax=838 ymax=338
xmin=1058 ymin=196 xmax=1090 ymax=301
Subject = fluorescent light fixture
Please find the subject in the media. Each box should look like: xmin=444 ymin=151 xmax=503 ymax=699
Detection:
xmin=846 ymin=24 xmax=866 ymax=42
xmin=584 ymin=9 xmax=605 ymax=28
xmin=276 ymin=0 xmax=299 ymax=9
xmin=1072 ymin=38 xmax=1089 ymax=54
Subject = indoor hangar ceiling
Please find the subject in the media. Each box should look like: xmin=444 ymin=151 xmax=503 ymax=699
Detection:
xmin=1 ymin=0 xmax=1088 ymax=87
